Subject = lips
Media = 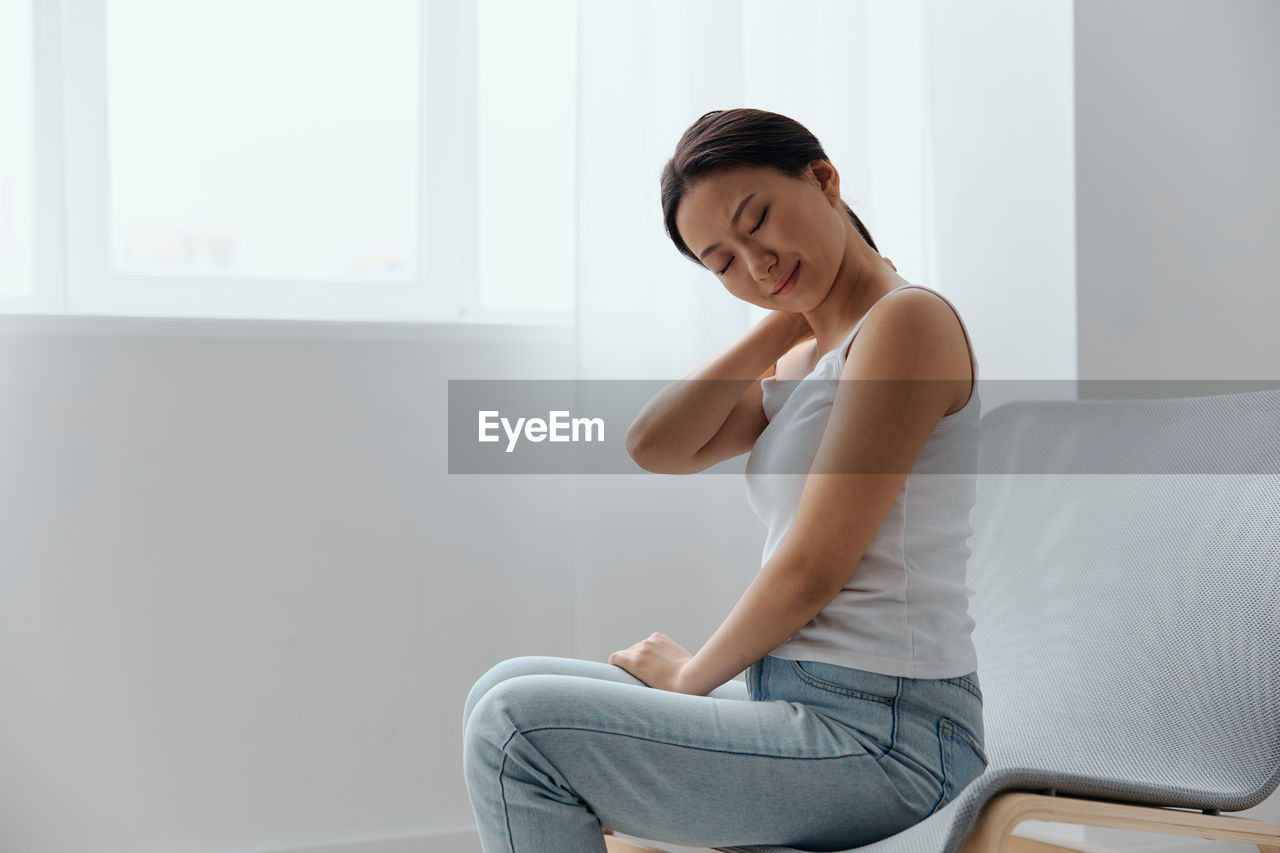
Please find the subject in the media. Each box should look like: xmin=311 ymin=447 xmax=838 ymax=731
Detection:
xmin=772 ymin=261 xmax=800 ymax=295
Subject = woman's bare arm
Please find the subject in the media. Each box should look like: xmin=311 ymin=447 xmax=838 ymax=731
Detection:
xmin=625 ymin=310 xmax=811 ymax=473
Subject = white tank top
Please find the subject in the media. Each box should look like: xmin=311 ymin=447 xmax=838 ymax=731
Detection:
xmin=744 ymin=284 xmax=981 ymax=679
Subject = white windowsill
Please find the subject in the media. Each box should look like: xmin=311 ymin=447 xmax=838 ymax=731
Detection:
xmin=0 ymin=311 xmax=575 ymax=342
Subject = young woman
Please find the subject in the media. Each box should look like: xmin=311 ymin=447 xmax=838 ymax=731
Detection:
xmin=462 ymin=108 xmax=987 ymax=852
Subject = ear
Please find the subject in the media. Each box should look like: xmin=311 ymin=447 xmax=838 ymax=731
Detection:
xmin=808 ymin=159 xmax=840 ymax=204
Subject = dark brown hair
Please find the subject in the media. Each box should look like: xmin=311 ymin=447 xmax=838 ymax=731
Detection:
xmin=660 ymin=108 xmax=878 ymax=266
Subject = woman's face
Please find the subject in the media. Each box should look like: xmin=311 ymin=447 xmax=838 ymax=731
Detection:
xmin=674 ymin=162 xmax=846 ymax=310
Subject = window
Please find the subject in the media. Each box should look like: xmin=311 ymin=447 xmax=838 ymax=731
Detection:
xmin=2 ymin=0 xmax=577 ymax=325
xmin=476 ymin=0 xmax=575 ymax=315
xmin=0 ymin=0 xmax=35 ymax=299
xmin=106 ymin=0 xmax=420 ymax=284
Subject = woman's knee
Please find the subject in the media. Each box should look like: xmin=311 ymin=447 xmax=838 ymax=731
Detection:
xmin=462 ymin=656 xmax=555 ymax=735
xmin=463 ymin=671 xmax=567 ymax=752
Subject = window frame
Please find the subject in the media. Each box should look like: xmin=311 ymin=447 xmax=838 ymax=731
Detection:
xmin=8 ymin=0 xmax=574 ymax=330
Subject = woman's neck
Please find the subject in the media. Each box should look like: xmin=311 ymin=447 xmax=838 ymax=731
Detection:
xmin=801 ymin=229 xmax=907 ymax=365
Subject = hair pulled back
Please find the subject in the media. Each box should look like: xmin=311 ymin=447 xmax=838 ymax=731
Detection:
xmin=660 ymin=108 xmax=878 ymax=266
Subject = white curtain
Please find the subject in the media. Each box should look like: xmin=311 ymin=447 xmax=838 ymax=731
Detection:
xmin=572 ymin=0 xmax=935 ymax=381
xmin=570 ymin=0 xmax=1077 ymax=386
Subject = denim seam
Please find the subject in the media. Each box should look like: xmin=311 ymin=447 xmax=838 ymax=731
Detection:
xmin=498 ymin=727 xmax=521 ymax=853
xmin=519 ymin=724 xmax=877 ymax=762
xmin=890 ymin=676 xmax=902 ymax=754
xmin=941 ymin=677 xmax=983 ymax=702
xmin=924 ymin=718 xmax=950 ymax=817
xmin=943 ymin=716 xmax=987 ymax=765
xmin=789 ymin=661 xmax=896 ymax=704
xmin=941 ymin=718 xmax=956 ymax=802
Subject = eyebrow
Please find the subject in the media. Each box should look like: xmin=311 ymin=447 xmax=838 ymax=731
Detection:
xmin=697 ymin=192 xmax=757 ymax=261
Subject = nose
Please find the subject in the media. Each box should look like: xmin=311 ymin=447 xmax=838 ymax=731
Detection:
xmin=745 ymin=246 xmax=777 ymax=283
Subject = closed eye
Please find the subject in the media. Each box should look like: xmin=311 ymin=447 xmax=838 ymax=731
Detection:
xmin=717 ymin=206 xmax=769 ymax=275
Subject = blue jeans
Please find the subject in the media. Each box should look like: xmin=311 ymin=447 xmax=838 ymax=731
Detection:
xmin=462 ymin=653 xmax=987 ymax=852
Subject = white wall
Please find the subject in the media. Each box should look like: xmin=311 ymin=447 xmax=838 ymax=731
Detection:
xmin=0 ymin=317 xmax=582 ymax=853
xmin=1075 ymin=0 xmax=1280 ymax=383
